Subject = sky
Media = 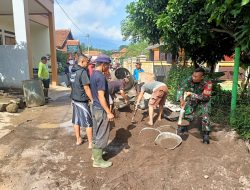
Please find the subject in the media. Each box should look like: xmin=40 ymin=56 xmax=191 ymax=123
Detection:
xmin=54 ymin=0 xmax=134 ymax=50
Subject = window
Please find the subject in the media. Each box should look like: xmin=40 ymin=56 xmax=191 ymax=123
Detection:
xmin=0 ymin=35 xmax=2 ymax=45
xmin=5 ymin=36 xmax=15 ymax=45
xmin=0 ymin=29 xmax=16 ymax=45
xmin=0 ymin=29 xmax=2 ymax=45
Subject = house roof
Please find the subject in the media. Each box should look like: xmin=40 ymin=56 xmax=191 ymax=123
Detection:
xmin=67 ymin=40 xmax=79 ymax=46
xmin=55 ymin=29 xmax=72 ymax=48
xmin=83 ymin=50 xmax=102 ymax=56
xmin=120 ymin=48 xmax=127 ymax=53
xmin=146 ymin=43 xmax=164 ymax=50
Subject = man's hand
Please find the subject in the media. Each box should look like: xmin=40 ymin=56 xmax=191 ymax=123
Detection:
xmin=125 ymin=100 xmax=129 ymax=105
xmin=184 ymin=92 xmax=192 ymax=97
xmin=107 ymin=113 xmax=114 ymax=121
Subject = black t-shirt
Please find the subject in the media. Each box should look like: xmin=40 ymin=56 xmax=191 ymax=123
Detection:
xmin=70 ymin=65 xmax=89 ymax=102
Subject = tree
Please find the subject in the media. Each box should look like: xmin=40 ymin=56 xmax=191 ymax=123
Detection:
xmin=157 ymin=0 xmax=235 ymax=70
xmin=206 ymin=0 xmax=250 ymax=94
xmin=121 ymin=0 xmax=168 ymax=44
xmin=122 ymin=0 xmax=250 ymax=72
xmin=125 ymin=41 xmax=149 ymax=58
xmin=118 ymin=45 xmax=128 ymax=51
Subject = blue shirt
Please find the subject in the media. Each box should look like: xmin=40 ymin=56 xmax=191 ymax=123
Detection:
xmin=133 ymin=68 xmax=144 ymax=81
xmin=90 ymin=70 xmax=109 ymax=109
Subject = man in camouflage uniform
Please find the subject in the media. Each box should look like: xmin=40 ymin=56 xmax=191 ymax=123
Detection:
xmin=177 ymin=67 xmax=212 ymax=144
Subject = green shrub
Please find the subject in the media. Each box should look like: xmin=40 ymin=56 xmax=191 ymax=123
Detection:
xmin=165 ymin=65 xmax=194 ymax=102
xmin=231 ymin=104 xmax=250 ymax=139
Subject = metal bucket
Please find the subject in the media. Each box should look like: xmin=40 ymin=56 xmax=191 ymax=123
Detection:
xmin=155 ymin=132 xmax=182 ymax=150
xmin=22 ymin=79 xmax=45 ymax=107
xmin=111 ymin=68 xmax=135 ymax=91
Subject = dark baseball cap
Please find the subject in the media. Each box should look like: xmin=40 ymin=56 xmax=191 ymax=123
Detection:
xmin=96 ymin=54 xmax=111 ymax=63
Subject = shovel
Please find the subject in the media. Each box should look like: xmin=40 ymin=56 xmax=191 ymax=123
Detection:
xmin=131 ymin=107 xmax=138 ymax=123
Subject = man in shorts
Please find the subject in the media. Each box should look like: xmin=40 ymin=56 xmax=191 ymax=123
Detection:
xmin=90 ymin=54 xmax=114 ymax=168
xmin=38 ymin=56 xmax=50 ymax=100
xmin=70 ymin=55 xmax=93 ymax=148
xmin=135 ymin=73 xmax=168 ymax=126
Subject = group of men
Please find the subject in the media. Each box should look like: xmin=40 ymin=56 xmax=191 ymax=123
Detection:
xmin=38 ymin=53 xmax=213 ymax=168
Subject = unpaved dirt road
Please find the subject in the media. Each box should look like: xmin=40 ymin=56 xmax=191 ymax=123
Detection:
xmin=0 ymin=91 xmax=250 ymax=190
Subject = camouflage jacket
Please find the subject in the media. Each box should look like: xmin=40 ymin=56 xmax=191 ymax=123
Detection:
xmin=177 ymin=76 xmax=212 ymax=103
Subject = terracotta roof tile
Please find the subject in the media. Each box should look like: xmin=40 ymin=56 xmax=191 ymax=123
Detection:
xmin=67 ymin=40 xmax=79 ymax=46
xmin=55 ymin=29 xmax=71 ymax=48
xmin=83 ymin=50 xmax=102 ymax=56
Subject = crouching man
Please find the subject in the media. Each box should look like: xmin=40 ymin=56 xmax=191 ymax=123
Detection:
xmin=90 ymin=54 xmax=114 ymax=168
xmin=135 ymin=73 xmax=168 ymax=126
xmin=108 ymin=78 xmax=130 ymax=111
xmin=177 ymin=67 xmax=212 ymax=144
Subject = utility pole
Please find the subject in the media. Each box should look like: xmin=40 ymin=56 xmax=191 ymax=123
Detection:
xmin=230 ymin=47 xmax=240 ymax=124
xmin=86 ymin=34 xmax=90 ymax=56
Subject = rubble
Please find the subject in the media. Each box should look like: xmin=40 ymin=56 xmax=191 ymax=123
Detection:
xmin=6 ymin=103 xmax=19 ymax=113
xmin=0 ymin=103 xmax=8 ymax=112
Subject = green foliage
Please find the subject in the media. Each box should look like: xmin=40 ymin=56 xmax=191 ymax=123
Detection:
xmin=157 ymin=0 xmax=234 ymax=68
xmin=125 ymin=41 xmax=149 ymax=58
xmin=121 ymin=0 xmax=168 ymax=44
xmin=122 ymin=0 xmax=250 ymax=69
xmin=206 ymin=0 xmax=250 ymax=53
xmin=165 ymin=65 xmax=194 ymax=102
xmin=231 ymin=103 xmax=250 ymax=139
xmin=56 ymin=50 xmax=68 ymax=66
xmin=57 ymin=63 xmax=65 ymax=74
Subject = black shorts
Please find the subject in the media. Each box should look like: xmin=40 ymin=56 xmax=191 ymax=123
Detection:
xmin=72 ymin=100 xmax=93 ymax=127
xmin=42 ymin=79 xmax=50 ymax=88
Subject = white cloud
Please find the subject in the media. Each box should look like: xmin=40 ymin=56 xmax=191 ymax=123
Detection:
xmin=54 ymin=0 xmax=126 ymax=40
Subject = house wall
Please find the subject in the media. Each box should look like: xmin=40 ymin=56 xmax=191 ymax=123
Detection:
xmin=153 ymin=49 xmax=160 ymax=61
xmin=0 ymin=15 xmax=29 ymax=88
xmin=30 ymin=23 xmax=50 ymax=68
xmin=0 ymin=44 xmax=29 ymax=88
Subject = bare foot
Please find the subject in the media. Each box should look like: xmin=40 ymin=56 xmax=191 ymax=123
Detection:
xmin=157 ymin=117 xmax=162 ymax=121
xmin=88 ymin=143 xmax=93 ymax=149
xmin=147 ymin=121 xmax=153 ymax=126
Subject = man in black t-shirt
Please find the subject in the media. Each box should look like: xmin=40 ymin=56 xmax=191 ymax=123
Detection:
xmin=70 ymin=55 xmax=93 ymax=148
xmin=90 ymin=54 xmax=114 ymax=168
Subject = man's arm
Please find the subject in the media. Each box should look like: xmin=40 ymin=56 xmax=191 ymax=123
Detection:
xmin=188 ymin=81 xmax=212 ymax=102
xmin=120 ymin=90 xmax=128 ymax=103
xmin=83 ymin=85 xmax=93 ymax=102
xmin=98 ymin=90 xmax=114 ymax=119
xmin=38 ymin=63 xmax=43 ymax=79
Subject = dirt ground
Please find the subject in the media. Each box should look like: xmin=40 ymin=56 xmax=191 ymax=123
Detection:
xmin=0 ymin=88 xmax=250 ymax=190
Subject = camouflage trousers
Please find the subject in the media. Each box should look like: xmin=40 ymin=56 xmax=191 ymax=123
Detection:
xmin=184 ymin=100 xmax=211 ymax=132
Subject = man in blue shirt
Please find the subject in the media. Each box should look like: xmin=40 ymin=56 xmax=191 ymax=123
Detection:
xmin=133 ymin=62 xmax=144 ymax=93
xmin=133 ymin=62 xmax=144 ymax=81
xmin=90 ymin=54 xmax=114 ymax=168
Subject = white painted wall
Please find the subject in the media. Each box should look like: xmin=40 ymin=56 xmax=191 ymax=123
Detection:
xmin=30 ymin=23 xmax=50 ymax=68
xmin=0 ymin=15 xmax=29 ymax=88
xmin=0 ymin=44 xmax=29 ymax=88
